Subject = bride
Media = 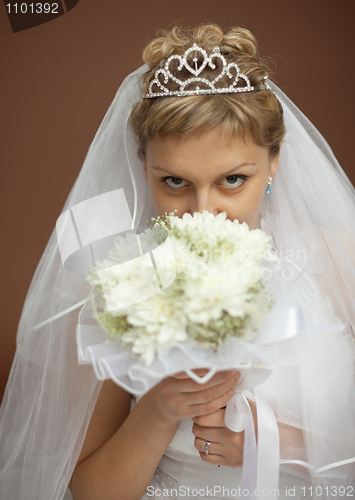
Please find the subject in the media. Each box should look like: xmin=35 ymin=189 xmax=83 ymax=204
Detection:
xmin=0 ymin=24 xmax=354 ymax=500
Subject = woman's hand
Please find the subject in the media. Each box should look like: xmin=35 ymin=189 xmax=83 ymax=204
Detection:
xmin=143 ymin=369 xmax=240 ymax=429
xmin=192 ymin=400 xmax=257 ymax=468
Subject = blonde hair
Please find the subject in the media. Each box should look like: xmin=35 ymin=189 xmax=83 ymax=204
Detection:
xmin=130 ymin=25 xmax=285 ymax=159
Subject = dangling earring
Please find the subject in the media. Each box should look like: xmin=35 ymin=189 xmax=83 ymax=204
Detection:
xmin=267 ymin=176 xmax=273 ymax=194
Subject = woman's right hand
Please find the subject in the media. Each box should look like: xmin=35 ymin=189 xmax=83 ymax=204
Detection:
xmin=142 ymin=369 xmax=240 ymax=427
xmin=70 ymin=370 xmax=239 ymax=500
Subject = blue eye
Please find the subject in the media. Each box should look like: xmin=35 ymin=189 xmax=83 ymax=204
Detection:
xmin=221 ymin=175 xmax=246 ymax=188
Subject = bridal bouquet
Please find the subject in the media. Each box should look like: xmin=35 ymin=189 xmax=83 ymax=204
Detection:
xmin=86 ymin=211 xmax=277 ymax=365
xmin=81 ymin=211 xmax=310 ymax=491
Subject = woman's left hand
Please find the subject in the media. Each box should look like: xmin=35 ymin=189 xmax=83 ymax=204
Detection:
xmin=192 ymin=400 xmax=257 ymax=468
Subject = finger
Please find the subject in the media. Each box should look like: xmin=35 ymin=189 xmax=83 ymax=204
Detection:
xmin=192 ymin=408 xmax=226 ymax=427
xmin=194 ymin=435 xmax=244 ymax=468
xmin=189 ymin=387 xmax=236 ymax=416
xmin=194 ymin=436 xmax=222 ymax=456
xmin=199 ymin=451 xmax=243 ymax=468
xmin=179 ymin=370 xmax=239 ymax=396
xmin=192 ymin=424 xmax=231 ymax=445
xmin=193 ymin=425 xmax=220 ymax=443
xmin=194 ymin=437 xmax=244 ymax=468
xmin=193 ymin=423 xmax=244 ymax=451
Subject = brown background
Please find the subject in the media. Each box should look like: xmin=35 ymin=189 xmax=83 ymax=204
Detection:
xmin=1 ymin=0 xmax=354 ymax=402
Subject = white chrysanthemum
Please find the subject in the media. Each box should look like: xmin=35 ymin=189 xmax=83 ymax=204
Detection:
xmin=165 ymin=211 xmax=275 ymax=267
xmin=87 ymin=210 xmax=277 ymax=364
xmin=123 ymin=292 xmax=188 ymax=362
xmin=182 ymin=259 xmax=253 ymax=324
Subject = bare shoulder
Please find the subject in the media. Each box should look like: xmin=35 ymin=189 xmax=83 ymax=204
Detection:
xmin=75 ymin=380 xmax=132 ymax=468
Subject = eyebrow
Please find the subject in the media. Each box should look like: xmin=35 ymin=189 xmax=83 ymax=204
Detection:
xmin=151 ymin=162 xmax=256 ymax=178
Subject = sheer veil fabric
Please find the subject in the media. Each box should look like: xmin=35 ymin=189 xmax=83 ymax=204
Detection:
xmin=0 ymin=65 xmax=354 ymax=499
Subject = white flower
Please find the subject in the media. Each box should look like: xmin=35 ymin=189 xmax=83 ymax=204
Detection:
xmin=87 ymin=211 xmax=276 ymax=364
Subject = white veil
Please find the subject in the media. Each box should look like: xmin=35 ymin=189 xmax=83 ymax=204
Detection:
xmin=0 ymin=64 xmax=354 ymax=499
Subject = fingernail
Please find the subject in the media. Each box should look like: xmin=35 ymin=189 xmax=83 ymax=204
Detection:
xmin=228 ymin=388 xmax=235 ymax=397
xmin=233 ymin=371 xmax=240 ymax=382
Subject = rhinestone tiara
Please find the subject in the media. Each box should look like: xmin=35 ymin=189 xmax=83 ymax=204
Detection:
xmin=144 ymin=43 xmax=271 ymax=99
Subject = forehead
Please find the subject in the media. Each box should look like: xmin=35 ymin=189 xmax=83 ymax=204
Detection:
xmin=145 ymin=127 xmax=269 ymax=176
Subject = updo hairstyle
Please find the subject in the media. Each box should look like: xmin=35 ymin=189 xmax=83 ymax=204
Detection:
xmin=130 ymin=25 xmax=285 ymax=159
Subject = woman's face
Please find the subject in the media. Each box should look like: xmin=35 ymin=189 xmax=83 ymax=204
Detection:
xmin=144 ymin=126 xmax=279 ymax=228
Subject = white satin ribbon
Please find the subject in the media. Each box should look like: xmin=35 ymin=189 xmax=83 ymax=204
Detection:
xmin=225 ymin=392 xmax=250 ymax=433
xmin=240 ymin=396 xmax=258 ymax=499
xmin=255 ymin=388 xmax=280 ymax=496
xmin=225 ymin=392 xmax=257 ymax=499
xmin=224 ymin=389 xmax=280 ymax=498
